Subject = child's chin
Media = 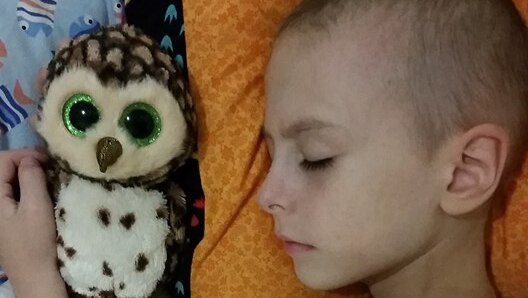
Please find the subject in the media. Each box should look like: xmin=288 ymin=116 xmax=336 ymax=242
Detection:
xmin=294 ymin=262 xmax=361 ymax=291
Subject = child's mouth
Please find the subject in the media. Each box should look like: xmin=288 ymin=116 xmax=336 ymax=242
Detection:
xmin=283 ymin=240 xmax=316 ymax=255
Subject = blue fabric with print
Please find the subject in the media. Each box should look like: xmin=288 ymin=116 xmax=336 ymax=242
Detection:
xmin=0 ymin=0 xmax=125 ymax=150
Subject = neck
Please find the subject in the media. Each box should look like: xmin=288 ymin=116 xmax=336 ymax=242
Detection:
xmin=368 ymin=216 xmax=496 ymax=298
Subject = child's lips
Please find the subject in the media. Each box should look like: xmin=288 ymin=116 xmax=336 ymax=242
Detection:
xmin=277 ymin=235 xmax=315 ymax=255
xmin=283 ymin=241 xmax=315 ymax=255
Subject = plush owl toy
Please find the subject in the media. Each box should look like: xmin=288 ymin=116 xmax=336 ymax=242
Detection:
xmin=35 ymin=25 xmax=196 ymax=298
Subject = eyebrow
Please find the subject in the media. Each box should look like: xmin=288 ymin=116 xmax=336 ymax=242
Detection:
xmin=262 ymin=118 xmax=335 ymax=139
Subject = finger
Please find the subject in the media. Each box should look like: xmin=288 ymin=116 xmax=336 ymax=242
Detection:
xmin=0 ymin=181 xmax=14 ymax=200
xmin=17 ymin=157 xmax=51 ymax=211
xmin=0 ymin=149 xmax=48 ymax=164
xmin=0 ymin=193 xmax=17 ymax=217
xmin=0 ymin=155 xmax=17 ymax=188
xmin=0 ymin=150 xmax=47 ymax=182
xmin=0 ymin=181 xmax=17 ymax=216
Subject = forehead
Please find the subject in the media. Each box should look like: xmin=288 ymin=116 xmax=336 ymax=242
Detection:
xmin=264 ymin=27 xmax=404 ymax=135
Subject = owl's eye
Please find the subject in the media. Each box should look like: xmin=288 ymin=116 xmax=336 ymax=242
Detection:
xmin=119 ymin=102 xmax=161 ymax=147
xmin=63 ymin=94 xmax=100 ymax=138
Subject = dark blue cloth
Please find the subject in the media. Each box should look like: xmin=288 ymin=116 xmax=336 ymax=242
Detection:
xmin=126 ymin=2 xmax=204 ymax=297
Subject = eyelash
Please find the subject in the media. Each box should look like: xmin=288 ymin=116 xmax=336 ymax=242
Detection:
xmin=300 ymin=158 xmax=335 ymax=171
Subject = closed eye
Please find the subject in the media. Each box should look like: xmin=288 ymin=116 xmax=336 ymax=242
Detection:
xmin=300 ymin=158 xmax=334 ymax=171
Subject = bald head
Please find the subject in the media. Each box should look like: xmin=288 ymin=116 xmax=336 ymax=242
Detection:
xmin=276 ymin=0 xmax=528 ymax=175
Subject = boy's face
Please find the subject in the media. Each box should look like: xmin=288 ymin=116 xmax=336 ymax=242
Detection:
xmin=260 ymin=32 xmax=448 ymax=290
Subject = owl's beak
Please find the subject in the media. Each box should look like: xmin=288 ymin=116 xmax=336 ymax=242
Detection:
xmin=96 ymin=137 xmax=123 ymax=173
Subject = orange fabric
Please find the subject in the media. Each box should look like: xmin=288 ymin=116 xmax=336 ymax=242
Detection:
xmin=489 ymin=4 xmax=528 ymax=298
xmin=184 ymin=0 xmax=528 ymax=297
xmin=183 ymin=0 xmax=368 ymax=297
xmin=514 ymin=0 xmax=528 ymax=24
xmin=490 ymin=160 xmax=528 ymax=298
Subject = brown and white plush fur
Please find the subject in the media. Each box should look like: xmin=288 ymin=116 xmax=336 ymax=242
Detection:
xmin=39 ymin=67 xmax=188 ymax=181
xmin=55 ymin=176 xmax=170 ymax=297
xmin=35 ymin=25 xmax=196 ymax=298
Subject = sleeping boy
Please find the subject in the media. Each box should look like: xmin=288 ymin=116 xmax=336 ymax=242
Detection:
xmin=259 ymin=0 xmax=528 ymax=296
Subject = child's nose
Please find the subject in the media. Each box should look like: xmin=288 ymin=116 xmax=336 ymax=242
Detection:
xmin=257 ymin=166 xmax=293 ymax=214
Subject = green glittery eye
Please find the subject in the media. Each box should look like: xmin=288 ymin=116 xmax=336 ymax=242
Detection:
xmin=62 ymin=94 xmax=100 ymax=138
xmin=119 ymin=102 xmax=161 ymax=147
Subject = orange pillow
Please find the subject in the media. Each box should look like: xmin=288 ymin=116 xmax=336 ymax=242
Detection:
xmin=514 ymin=0 xmax=528 ymax=24
xmin=184 ymin=0 xmax=528 ymax=296
xmin=183 ymin=0 xmax=367 ymax=296
xmin=490 ymin=160 xmax=528 ymax=298
xmin=489 ymin=3 xmax=528 ymax=298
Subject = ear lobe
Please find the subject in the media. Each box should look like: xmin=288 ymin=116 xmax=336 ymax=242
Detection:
xmin=440 ymin=124 xmax=509 ymax=216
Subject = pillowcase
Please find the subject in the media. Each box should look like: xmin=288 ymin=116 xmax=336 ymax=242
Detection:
xmin=489 ymin=3 xmax=528 ymax=297
xmin=184 ymin=0 xmax=368 ymax=296
xmin=185 ymin=0 xmax=528 ymax=296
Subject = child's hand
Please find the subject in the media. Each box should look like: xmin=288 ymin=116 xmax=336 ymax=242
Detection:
xmin=0 ymin=149 xmax=67 ymax=298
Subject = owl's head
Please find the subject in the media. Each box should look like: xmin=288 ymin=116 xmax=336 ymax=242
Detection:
xmin=36 ymin=25 xmax=196 ymax=183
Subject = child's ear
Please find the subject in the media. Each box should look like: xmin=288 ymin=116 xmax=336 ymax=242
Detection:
xmin=440 ymin=124 xmax=509 ymax=216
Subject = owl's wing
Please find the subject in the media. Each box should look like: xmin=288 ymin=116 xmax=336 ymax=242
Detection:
xmin=161 ymin=181 xmax=187 ymax=282
xmin=166 ymin=182 xmax=187 ymax=246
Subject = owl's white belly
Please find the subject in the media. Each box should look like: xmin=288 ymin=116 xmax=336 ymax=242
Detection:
xmin=55 ymin=176 xmax=169 ymax=298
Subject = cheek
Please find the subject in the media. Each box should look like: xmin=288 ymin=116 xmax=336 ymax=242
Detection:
xmin=301 ymin=153 xmax=443 ymax=276
xmin=292 ymin=173 xmax=441 ymax=288
xmin=323 ymin=152 xmax=437 ymax=225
